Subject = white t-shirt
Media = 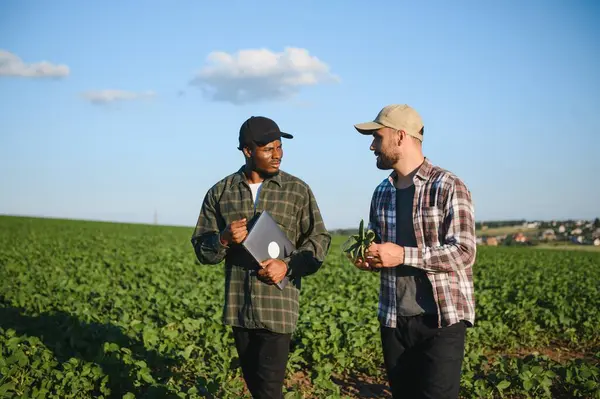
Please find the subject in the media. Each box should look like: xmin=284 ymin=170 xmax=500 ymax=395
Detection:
xmin=249 ymin=182 xmax=263 ymax=208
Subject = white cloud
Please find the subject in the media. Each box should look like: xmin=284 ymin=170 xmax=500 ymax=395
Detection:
xmin=0 ymin=50 xmax=70 ymax=78
xmin=81 ymin=90 xmax=156 ymax=105
xmin=190 ymin=47 xmax=339 ymax=105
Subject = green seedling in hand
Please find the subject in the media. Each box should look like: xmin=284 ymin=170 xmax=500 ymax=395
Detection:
xmin=343 ymin=219 xmax=376 ymax=262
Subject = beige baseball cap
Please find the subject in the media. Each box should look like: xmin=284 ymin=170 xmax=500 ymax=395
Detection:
xmin=354 ymin=104 xmax=424 ymax=141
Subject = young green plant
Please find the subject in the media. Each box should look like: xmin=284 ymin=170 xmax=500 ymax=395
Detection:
xmin=344 ymin=219 xmax=376 ymax=262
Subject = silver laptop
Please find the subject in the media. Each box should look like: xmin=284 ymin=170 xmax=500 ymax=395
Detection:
xmin=242 ymin=211 xmax=295 ymax=290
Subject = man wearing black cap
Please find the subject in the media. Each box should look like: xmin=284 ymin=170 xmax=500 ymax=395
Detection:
xmin=191 ymin=116 xmax=331 ymax=399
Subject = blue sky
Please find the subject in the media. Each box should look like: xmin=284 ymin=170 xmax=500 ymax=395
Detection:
xmin=1 ymin=0 xmax=599 ymax=229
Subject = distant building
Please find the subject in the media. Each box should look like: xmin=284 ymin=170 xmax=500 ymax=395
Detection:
xmin=541 ymin=229 xmax=556 ymax=241
xmin=486 ymin=237 xmax=498 ymax=246
xmin=594 ymin=238 xmax=600 ymax=246
xmin=558 ymin=225 xmax=566 ymax=233
xmin=571 ymin=228 xmax=583 ymax=236
xmin=513 ymin=232 xmax=528 ymax=243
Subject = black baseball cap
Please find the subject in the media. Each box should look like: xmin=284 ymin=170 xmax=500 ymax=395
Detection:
xmin=238 ymin=116 xmax=293 ymax=150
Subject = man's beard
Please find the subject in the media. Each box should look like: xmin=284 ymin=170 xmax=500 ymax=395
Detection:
xmin=256 ymin=167 xmax=280 ymax=178
xmin=376 ymin=153 xmax=397 ymax=170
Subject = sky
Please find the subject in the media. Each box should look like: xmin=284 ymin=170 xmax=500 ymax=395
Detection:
xmin=1 ymin=0 xmax=599 ymax=229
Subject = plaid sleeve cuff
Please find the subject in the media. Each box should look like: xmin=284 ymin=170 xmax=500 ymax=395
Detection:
xmin=403 ymin=246 xmax=422 ymax=268
xmin=283 ymin=255 xmax=293 ymax=276
xmin=207 ymin=233 xmax=228 ymax=254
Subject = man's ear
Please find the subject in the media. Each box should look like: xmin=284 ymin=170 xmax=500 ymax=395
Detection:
xmin=396 ymin=129 xmax=406 ymax=146
xmin=242 ymin=145 xmax=252 ymax=159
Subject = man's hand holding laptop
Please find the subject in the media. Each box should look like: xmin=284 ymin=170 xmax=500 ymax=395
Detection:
xmin=258 ymin=259 xmax=288 ymax=285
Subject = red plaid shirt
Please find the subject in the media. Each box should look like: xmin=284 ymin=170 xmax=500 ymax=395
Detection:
xmin=368 ymin=158 xmax=476 ymax=328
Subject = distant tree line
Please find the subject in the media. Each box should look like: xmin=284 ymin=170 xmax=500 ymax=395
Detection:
xmin=475 ymin=220 xmax=526 ymax=229
xmin=336 ymin=218 xmax=599 ymax=236
xmin=331 ymin=228 xmax=359 ymax=236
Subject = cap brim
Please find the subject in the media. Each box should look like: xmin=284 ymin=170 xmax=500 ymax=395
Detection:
xmin=354 ymin=121 xmax=385 ymax=134
xmin=254 ymin=131 xmax=294 ymax=145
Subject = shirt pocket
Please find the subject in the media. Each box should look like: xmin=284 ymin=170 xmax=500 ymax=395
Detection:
xmin=269 ymin=208 xmax=299 ymax=241
xmin=421 ymin=206 xmax=444 ymax=246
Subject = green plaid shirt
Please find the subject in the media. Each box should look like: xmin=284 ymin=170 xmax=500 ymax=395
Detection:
xmin=191 ymin=166 xmax=331 ymax=334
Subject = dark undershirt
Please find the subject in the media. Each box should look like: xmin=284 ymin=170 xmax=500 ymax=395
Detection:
xmin=395 ymin=184 xmax=438 ymax=316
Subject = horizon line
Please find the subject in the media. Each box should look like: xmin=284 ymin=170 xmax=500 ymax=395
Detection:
xmin=1 ymin=213 xmax=597 ymax=230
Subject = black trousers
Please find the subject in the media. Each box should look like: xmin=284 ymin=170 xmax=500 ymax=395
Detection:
xmin=380 ymin=314 xmax=467 ymax=399
xmin=232 ymin=327 xmax=291 ymax=399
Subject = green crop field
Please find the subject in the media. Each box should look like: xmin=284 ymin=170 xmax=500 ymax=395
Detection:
xmin=1 ymin=215 xmax=599 ymax=399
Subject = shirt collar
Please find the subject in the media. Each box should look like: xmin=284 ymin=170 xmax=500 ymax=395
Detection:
xmin=387 ymin=157 xmax=433 ymax=187
xmin=231 ymin=165 xmax=283 ymax=188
